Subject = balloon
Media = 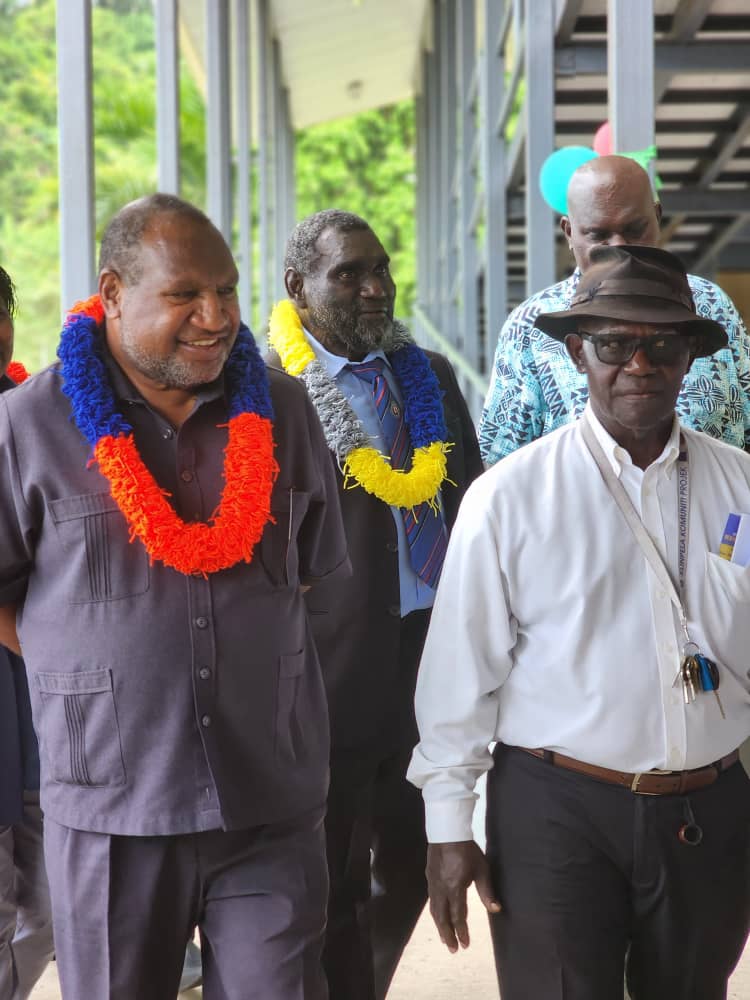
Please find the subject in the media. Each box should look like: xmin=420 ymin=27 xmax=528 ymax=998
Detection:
xmin=538 ymin=147 xmax=599 ymax=215
xmin=593 ymin=120 xmax=613 ymax=156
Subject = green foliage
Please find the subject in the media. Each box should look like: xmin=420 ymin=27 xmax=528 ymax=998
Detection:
xmin=295 ymin=102 xmax=416 ymax=317
xmin=0 ymin=0 xmax=206 ymax=366
xmin=0 ymin=0 xmax=416 ymax=364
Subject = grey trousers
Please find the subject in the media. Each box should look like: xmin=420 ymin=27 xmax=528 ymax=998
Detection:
xmin=0 ymin=792 xmax=54 ymax=1000
xmin=44 ymin=806 xmax=329 ymax=1000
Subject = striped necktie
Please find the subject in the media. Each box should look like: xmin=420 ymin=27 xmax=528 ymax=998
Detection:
xmin=348 ymin=358 xmax=448 ymax=587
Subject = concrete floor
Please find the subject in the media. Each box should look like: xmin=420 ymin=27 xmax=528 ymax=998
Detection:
xmin=29 ymin=894 xmax=750 ymax=999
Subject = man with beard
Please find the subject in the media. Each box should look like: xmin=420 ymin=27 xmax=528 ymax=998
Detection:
xmin=268 ymin=209 xmax=482 ymax=1000
xmin=0 ymin=194 xmax=349 ymax=1000
xmin=0 ymin=267 xmax=54 ymax=999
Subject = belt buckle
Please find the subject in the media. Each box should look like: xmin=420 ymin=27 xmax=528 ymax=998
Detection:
xmin=631 ymin=769 xmax=674 ymax=795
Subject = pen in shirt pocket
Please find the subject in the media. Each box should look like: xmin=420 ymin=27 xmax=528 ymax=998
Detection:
xmin=719 ymin=511 xmax=750 ymax=566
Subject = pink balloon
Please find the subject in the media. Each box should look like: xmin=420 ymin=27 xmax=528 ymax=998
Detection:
xmin=593 ymin=121 xmax=613 ymax=156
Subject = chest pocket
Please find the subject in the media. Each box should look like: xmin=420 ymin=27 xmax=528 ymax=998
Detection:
xmin=48 ymin=492 xmax=150 ymax=603
xmin=259 ymin=489 xmax=311 ymax=587
xmin=701 ymin=552 xmax=750 ymax=671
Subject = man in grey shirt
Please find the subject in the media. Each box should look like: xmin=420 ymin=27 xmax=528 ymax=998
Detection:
xmin=0 ymin=194 xmax=349 ymax=1000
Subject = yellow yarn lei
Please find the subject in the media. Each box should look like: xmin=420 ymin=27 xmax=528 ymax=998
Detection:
xmin=268 ymin=300 xmax=452 ymax=508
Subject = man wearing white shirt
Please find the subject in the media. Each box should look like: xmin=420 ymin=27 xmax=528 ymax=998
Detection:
xmin=408 ymin=244 xmax=750 ymax=1000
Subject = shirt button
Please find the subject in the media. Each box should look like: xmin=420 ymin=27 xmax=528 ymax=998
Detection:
xmin=201 ymin=715 xmax=212 ymax=728
xmin=162 ymin=428 xmax=174 ymax=440
xmin=181 ymin=469 xmax=194 ymax=483
xmin=386 ymin=541 xmax=398 ymax=553
xmin=194 ymin=616 xmax=209 ymax=629
xmin=199 ymin=667 xmax=212 ymax=680
xmin=388 ymin=605 xmax=400 ymax=617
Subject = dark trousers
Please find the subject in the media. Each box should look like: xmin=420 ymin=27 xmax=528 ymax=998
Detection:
xmin=486 ymin=746 xmax=750 ymax=1000
xmin=323 ymin=746 xmax=428 ymax=1000
xmin=44 ymin=806 xmax=328 ymax=1000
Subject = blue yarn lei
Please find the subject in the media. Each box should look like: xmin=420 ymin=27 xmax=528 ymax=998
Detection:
xmin=57 ymin=312 xmax=273 ymax=448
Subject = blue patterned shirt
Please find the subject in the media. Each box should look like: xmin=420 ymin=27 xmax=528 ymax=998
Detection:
xmin=479 ymin=270 xmax=750 ymax=465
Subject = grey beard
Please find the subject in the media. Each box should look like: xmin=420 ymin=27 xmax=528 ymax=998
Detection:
xmin=309 ymin=302 xmax=404 ymax=355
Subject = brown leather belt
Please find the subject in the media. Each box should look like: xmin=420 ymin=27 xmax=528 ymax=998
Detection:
xmin=517 ymin=746 xmax=740 ymax=795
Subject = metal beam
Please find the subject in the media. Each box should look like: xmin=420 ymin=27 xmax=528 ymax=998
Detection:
xmin=666 ymin=0 xmax=712 ymax=41
xmin=524 ymin=0 xmax=556 ymax=293
xmin=155 ymin=0 xmax=180 ymax=194
xmin=693 ymin=217 xmax=750 ymax=276
xmin=56 ymin=0 xmax=95 ymax=307
xmin=557 ymin=41 xmax=750 ymax=75
xmin=555 ymin=0 xmax=584 ymax=44
xmin=206 ymin=0 xmax=232 ymax=239
xmin=608 ymin=0 xmax=654 ymax=159
xmin=659 ymin=189 xmax=750 ymax=215
xmin=233 ymin=0 xmax=252 ymax=323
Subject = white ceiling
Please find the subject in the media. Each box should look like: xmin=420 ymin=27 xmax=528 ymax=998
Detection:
xmin=179 ymin=0 xmax=430 ymax=130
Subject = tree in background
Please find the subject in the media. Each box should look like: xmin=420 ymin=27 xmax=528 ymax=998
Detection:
xmin=0 ymin=0 xmax=205 ymax=366
xmin=0 ymin=0 xmax=416 ymax=364
xmin=295 ymin=101 xmax=416 ymax=317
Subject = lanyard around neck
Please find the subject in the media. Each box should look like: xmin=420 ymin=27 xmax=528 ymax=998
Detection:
xmin=580 ymin=415 xmax=691 ymax=643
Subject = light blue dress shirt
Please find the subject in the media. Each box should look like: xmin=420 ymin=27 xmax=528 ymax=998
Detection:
xmin=304 ymin=330 xmax=437 ymax=615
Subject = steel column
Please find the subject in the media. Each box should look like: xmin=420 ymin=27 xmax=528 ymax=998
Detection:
xmin=524 ymin=0 xmax=556 ymax=294
xmin=256 ymin=0 xmax=271 ymax=326
xmin=155 ymin=0 xmax=180 ymax=194
xmin=608 ymin=0 xmax=655 ymax=160
xmin=56 ymin=0 xmax=95 ymax=307
xmin=273 ymin=39 xmax=286 ymax=300
xmin=233 ymin=0 xmax=252 ymax=323
xmin=480 ymin=0 xmax=508 ymax=358
xmin=206 ymin=0 xmax=232 ymax=239
xmin=438 ymin=0 xmax=458 ymax=346
xmin=456 ymin=0 xmax=478 ymax=371
xmin=415 ymin=83 xmax=428 ymax=306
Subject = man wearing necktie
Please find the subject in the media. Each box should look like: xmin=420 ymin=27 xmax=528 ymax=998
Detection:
xmin=273 ymin=209 xmax=482 ymax=1000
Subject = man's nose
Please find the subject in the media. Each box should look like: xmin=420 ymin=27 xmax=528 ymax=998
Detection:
xmin=623 ymin=346 xmax=656 ymax=374
xmin=360 ymin=273 xmax=388 ymax=297
xmin=195 ymin=292 xmax=227 ymax=330
xmin=607 ymin=233 xmax=628 ymax=246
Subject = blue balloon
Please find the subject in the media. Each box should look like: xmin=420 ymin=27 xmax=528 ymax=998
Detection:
xmin=539 ymin=147 xmax=599 ymax=215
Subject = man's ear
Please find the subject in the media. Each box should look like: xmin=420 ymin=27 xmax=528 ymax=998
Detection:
xmin=654 ymin=201 xmax=663 ymax=225
xmin=560 ymin=216 xmax=572 ymax=243
xmin=565 ymin=333 xmax=586 ymax=372
xmin=284 ymin=267 xmax=305 ymax=305
xmin=98 ymin=270 xmax=123 ymax=319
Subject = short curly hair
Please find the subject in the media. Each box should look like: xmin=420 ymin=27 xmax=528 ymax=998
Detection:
xmin=0 ymin=266 xmax=17 ymax=318
xmin=284 ymin=209 xmax=372 ymax=275
xmin=99 ymin=192 xmax=213 ymax=285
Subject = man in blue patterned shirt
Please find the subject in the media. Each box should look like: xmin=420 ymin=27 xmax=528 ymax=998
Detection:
xmin=479 ymin=155 xmax=750 ymax=464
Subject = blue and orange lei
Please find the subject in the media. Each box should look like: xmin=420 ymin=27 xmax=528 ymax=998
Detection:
xmin=269 ymin=300 xmax=452 ymax=509
xmin=58 ymin=295 xmax=278 ymax=576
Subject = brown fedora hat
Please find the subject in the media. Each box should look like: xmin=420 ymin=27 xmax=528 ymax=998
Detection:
xmin=535 ymin=244 xmax=727 ymax=357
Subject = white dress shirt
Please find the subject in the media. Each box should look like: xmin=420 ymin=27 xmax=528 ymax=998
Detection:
xmin=408 ymin=405 xmax=750 ymax=843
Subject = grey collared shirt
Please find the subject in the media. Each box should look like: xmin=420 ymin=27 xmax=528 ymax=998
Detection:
xmin=0 ymin=359 xmax=349 ymax=836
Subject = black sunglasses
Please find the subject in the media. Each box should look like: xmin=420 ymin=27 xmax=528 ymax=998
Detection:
xmin=578 ymin=332 xmax=693 ymax=366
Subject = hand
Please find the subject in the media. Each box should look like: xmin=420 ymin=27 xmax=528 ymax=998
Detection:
xmin=426 ymin=840 xmax=501 ymax=953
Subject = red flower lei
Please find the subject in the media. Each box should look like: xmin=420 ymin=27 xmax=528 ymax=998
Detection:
xmin=6 ymin=361 xmax=29 ymax=384
xmin=59 ymin=295 xmax=278 ymax=576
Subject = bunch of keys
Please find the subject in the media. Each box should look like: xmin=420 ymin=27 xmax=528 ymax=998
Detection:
xmin=679 ymin=644 xmax=726 ymax=718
